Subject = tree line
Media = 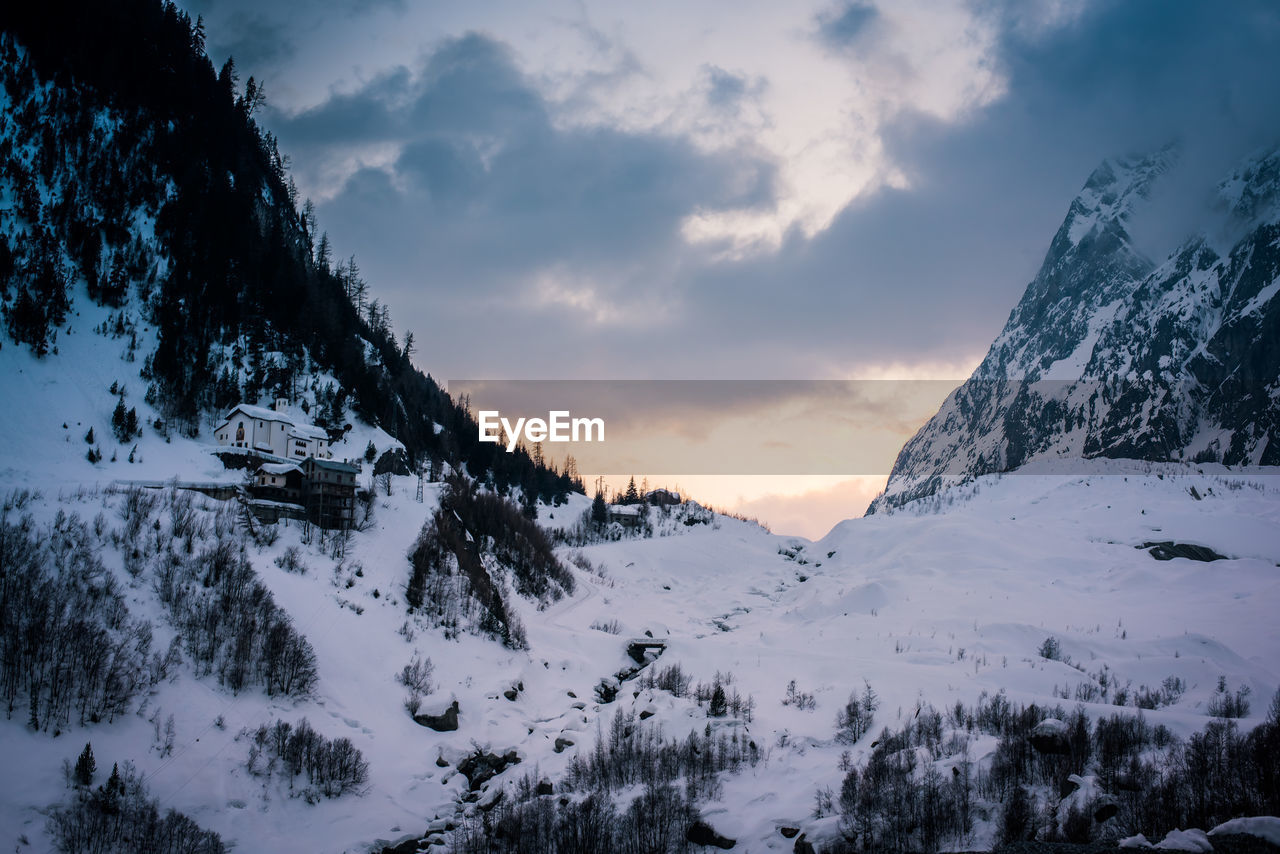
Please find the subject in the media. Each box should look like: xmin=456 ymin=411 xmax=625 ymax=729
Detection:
xmin=244 ymin=717 xmax=369 ymax=799
xmin=406 ymin=475 xmax=574 ymax=649
xmin=0 ymin=495 xmax=170 ymax=733
xmin=102 ymin=485 xmax=318 ymax=698
xmin=47 ymin=753 xmax=225 ymax=853
xmin=140 ymin=494 xmax=318 ymax=697
xmin=823 ymin=687 xmax=1280 ymax=853
xmin=450 ymin=705 xmax=760 ymax=854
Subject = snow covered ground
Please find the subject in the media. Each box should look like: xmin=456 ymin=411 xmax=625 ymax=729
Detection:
xmin=1 ymin=435 xmax=1277 ymax=851
xmin=0 ymin=299 xmax=1277 ymax=851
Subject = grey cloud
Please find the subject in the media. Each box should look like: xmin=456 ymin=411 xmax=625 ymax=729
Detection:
xmin=816 ymin=1 xmax=878 ymax=50
xmin=206 ymin=11 xmax=297 ymax=70
xmin=661 ymin=0 xmax=1280 ymax=376
xmin=270 ymin=33 xmax=774 ymax=336
xmin=177 ymin=0 xmax=405 ymax=80
xmin=704 ymin=65 xmax=747 ymax=109
xmin=345 ymin=0 xmax=404 ymax=13
xmin=249 ymin=0 xmax=1280 ymax=383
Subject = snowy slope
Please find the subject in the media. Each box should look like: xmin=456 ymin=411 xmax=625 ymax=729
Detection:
xmin=0 ymin=286 xmax=402 ymax=493
xmin=1 ymin=353 xmax=1278 ymax=854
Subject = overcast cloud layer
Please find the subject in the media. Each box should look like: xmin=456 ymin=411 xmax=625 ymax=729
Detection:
xmin=181 ymin=0 xmax=1280 ymax=384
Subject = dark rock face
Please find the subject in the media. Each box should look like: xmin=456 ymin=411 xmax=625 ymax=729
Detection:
xmin=793 ymin=834 xmax=816 ymax=854
xmin=373 ymin=449 xmax=411 ymax=476
xmin=1030 ymin=733 xmax=1071 ymax=755
xmin=595 ymin=678 xmax=619 ymax=704
xmin=377 ymin=837 xmax=424 ymax=854
xmin=1030 ymin=720 xmax=1071 ymax=755
xmin=413 ymin=700 xmax=460 ymax=732
xmin=457 ymin=749 xmax=520 ymax=791
xmin=779 ymin=826 xmax=801 ymax=838
xmin=554 ymin=737 xmax=575 ymax=753
xmin=686 ymin=820 xmax=735 ymax=849
xmin=627 ymin=640 xmax=667 ymax=665
xmin=1142 ymin=541 xmax=1228 ymax=562
xmin=871 ymin=145 xmax=1280 ymax=513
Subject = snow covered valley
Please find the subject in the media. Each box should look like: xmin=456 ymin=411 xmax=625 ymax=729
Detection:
xmin=0 ymin=449 xmax=1276 ymax=852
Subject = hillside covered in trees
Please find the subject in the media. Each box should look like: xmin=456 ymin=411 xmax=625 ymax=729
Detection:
xmin=0 ymin=0 xmax=579 ymax=504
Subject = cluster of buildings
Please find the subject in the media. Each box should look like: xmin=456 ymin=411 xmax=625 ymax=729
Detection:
xmin=215 ymin=400 xmax=360 ymax=529
xmin=607 ymin=488 xmax=683 ymax=528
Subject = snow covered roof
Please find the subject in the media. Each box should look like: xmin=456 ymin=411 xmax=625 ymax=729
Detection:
xmin=215 ymin=403 xmax=328 ymax=443
xmin=289 ymin=423 xmax=329 ymax=441
xmin=306 ymin=458 xmax=360 ymax=474
xmin=218 ymin=403 xmax=291 ymax=426
xmin=646 ymin=488 xmax=681 ymax=500
xmin=244 ymin=498 xmax=306 ymax=510
xmin=608 ymin=504 xmax=642 ymax=516
xmin=258 ymin=463 xmax=301 ymax=475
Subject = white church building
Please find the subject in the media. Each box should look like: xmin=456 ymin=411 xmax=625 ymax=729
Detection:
xmin=214 ymin=399 xmax=333 ymax=461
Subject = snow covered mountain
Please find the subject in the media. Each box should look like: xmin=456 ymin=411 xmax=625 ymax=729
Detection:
xmin=870 ymin=145 xmax=1280 ymax=513
xmin=0 ymin=5 xmax=1278 ymax=854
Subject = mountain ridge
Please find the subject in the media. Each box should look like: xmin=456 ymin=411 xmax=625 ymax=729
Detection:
xmin=869 ymin=143 xmax=1280 ymax=514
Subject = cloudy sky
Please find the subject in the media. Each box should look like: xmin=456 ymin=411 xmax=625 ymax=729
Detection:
xmin=182 ymin=0 xmax=1280 ymax=535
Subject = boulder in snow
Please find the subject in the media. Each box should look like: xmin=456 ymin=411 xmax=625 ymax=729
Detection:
xmin=1209 ymin=817 xmax=1280 ymax=847
xmin=1030 ymin=718 xmax=1071 ymax=755
xmin=414 ymin=699 xmax=460 ymax=732
xmin=1154 ymin=828 xmax=1213 ymax=851
xmin=686 ymin=820 xmax=735 ymax=849
xmin=1120 ymin=834 xmax=1155 ymax=848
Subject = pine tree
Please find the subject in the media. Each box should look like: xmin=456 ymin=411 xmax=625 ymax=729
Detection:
xmin=99 ymin=762 xmax=124 ymax=815
xmin=861 ymin=681 xmax=879 ymax=720
xmin=190 ymin=14 xmax=206 ymax=54
xmin=75 ymin=742 xmax=96 ymax=786
xmin=623 ymin=476 xmax=640 ymax=505
xmin=316 ymin=232 xmax=331 ymax=273
xmin=591 ymin=490 xmax=608 ymax=527
xmin=348 ymin=255 xmax=367 ymax=315
xmin=111 ymin=398 xmax=128 ymax=442
xmin=709 ymin=683 xmax=727 ymax=717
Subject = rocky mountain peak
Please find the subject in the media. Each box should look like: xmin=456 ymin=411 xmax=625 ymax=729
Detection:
xmin=869 ymin=143 xmax=1279 ymax=514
